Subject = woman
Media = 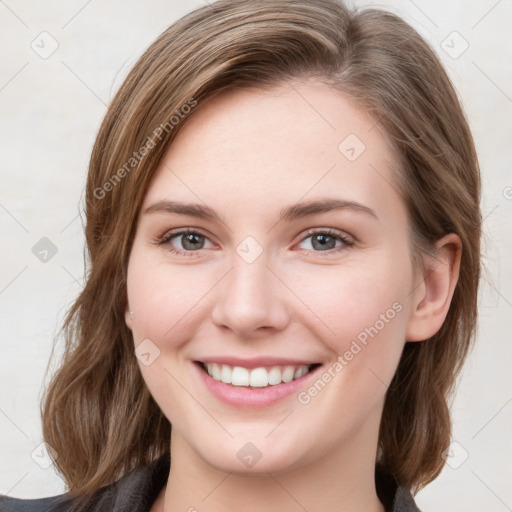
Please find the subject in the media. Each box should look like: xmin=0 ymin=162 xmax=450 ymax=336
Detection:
xmin=0 ymin=0 xmax=481 ymax=510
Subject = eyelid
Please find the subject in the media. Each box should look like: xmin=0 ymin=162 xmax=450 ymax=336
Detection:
xmin=158 ymin=227 xmax=213 ymax=243
xmin=298 ymin=227 xmax=353 ymax=243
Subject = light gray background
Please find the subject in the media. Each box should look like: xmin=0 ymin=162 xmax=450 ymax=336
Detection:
xmin=1 ymin=0 xmax=511 ymax=510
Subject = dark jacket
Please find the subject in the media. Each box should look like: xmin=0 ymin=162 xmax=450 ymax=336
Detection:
xmin=0 ymin=455 xmax=421 ymax=511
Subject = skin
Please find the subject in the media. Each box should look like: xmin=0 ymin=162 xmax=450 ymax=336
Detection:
xmin=125 ymin=79 xmax=461 ymax=512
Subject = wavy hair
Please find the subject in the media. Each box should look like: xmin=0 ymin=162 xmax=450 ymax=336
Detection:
xmin=41 ymin=0 xmax=481 ymax=501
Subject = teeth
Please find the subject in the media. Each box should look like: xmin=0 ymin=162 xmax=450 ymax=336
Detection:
xmin=249 ymin=367 xmax=268 ymax=388
xmin=204 ymin=363 xmax=312 ymax=388
xmin=231 ymin=366 xmax=249 ymax=386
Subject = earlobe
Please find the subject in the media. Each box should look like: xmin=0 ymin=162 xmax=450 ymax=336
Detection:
xmin=406 ymin=233 xmax=462 ymax=342
xmin=125 ymin=307 xmax=133 ymax=330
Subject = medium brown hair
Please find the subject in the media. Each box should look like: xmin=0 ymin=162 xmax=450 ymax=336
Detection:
xmin=41 ymin=0 xmax=481 ymax=499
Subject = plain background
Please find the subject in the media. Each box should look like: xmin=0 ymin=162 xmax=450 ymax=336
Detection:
xmin=1 ymin=0 xmax=511 ymax=510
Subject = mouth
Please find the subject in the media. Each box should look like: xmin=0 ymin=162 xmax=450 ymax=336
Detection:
xmin=195 ymin=361 xmax=322 ymax=388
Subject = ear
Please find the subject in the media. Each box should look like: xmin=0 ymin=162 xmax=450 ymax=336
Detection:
xmin=125 ymin=305 xmax=133 ymax=331
xmin=406 ymin=233 xmax=462 ymax=342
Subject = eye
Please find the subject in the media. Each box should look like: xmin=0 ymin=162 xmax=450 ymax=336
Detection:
xmin=158 ymin=228 xmax=215 ymax=256
xmin=156 ymin=227 xmax=353 ymax=257
xmin=296 ymin=229 xmax=353 ymax=254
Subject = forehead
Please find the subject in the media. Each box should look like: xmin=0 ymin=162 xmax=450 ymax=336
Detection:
xmin=143 ymin=80 xmax=402 ymax=221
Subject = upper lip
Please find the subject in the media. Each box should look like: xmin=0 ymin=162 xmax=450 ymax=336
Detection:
xmin=195 ymin=357 xmax=320 ymax=369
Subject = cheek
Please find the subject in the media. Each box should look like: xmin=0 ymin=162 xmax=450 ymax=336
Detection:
xmin=288 ymin=255 xmax=411 ymax=399
xmin=126 ymin=251 xmax=207 ymax=423
xmin=126 ymin=251 xmax=211 ymax=344
xmin=293 ymin=259 xmax=409 ymax=347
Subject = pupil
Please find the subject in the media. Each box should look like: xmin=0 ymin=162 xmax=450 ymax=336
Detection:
xmin=312 ymin=234 xmax=334 ymax=251
xmin=183 ymin=234 xmax=203 ymax=250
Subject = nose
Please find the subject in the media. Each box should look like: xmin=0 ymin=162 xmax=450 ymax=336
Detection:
xmin=210 ymin=254 xmax=290 ymax=338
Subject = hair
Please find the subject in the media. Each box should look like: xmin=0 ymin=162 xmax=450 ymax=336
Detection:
xmin=41 ymin=0 xmax=481 ymax=502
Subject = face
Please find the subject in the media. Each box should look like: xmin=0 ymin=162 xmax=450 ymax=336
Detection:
xmin=126 ymin=80 xmax=418 ymax=475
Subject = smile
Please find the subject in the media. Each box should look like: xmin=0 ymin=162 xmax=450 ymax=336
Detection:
xmin=193 ymin=359 xmax=323 ymax=407
xmin=198 ymin=362 xmax=320 ymax=388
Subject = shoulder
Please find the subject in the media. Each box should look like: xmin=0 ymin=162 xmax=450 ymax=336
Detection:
xmin=393 ymin=486 xmax=423 ymax=512
xmin=0 ymin=495 xmax=70 ymax=512
xmin=0 ymin=454 xmax=170 ymax=512
xmin=375 ymin=466 xmax=423 ymax=512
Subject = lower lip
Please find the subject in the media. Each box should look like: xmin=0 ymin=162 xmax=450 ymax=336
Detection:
xmin=193 ymin=362 xmax=322 ymax=408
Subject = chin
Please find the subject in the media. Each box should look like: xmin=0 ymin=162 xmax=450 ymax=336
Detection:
xmin=196 ymin=438 xmax=306 ymax=476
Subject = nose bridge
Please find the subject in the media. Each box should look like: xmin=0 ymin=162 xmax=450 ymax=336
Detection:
xmin=211 ymin=248 xmax=289 ymax=335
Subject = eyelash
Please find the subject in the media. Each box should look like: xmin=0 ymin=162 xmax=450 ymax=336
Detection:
xmin=156 ymin=227 xmax=354 ymax=258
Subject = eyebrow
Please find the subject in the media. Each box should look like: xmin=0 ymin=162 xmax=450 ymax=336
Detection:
xmin=143 ymin=198 xmax=377 ymax=222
